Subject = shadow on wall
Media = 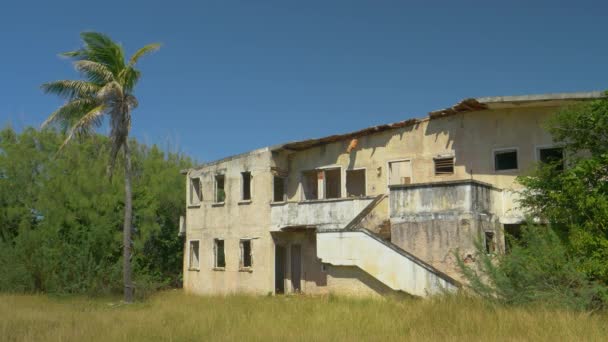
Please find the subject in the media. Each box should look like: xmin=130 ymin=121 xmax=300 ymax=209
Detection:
xmin=346 ymin=124 xmax=417 ymax=171
xmin=327 ymin=265 xmax=412 ymax=298
xmin=424 ymin=109 xmax=550 ymax=178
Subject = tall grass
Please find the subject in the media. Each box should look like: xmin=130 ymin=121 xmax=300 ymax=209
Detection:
xmin=1 ymin=290 xmax=606 ymax=341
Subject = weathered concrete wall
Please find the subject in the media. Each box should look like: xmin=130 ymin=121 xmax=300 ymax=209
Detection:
xmin=324 ymin=265 xmax=396 ymax=297
xmin=389 ymin=181 xmax=502 ymax=216
xmin=271 ymin=230 xmax=328 ymax=294
xmin=357 ymin=195 xmax=391 ymax=239
xmin=270 ymin=197 xmax=374 ymax=231
xmin=390 ymin=181 xmax=503 ymax=279
xmin=317 ymin=230 xmax=458 ymax=297
xmin=183 ymin=103 xmax=568 ymax=297
xmin=283 ymin=105 xmax=563 ymax=223
xmin=183 ymin=148 xmax=276 ymax=295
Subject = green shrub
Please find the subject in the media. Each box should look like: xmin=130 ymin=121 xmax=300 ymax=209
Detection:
xmin=458 ymin=224 xmax=608 ymax=311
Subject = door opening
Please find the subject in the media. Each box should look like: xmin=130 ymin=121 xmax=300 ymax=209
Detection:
xmin=275 ymin=245 xmax=286 ymax=294
xmin=290 ymin=244 xmax=302 ymax=292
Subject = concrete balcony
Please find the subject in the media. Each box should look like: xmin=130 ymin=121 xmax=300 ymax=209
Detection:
xmin=389 ymin=179 xmax=503 ymax=219
xmin=270 ymin=197 xmax=376 ymax=231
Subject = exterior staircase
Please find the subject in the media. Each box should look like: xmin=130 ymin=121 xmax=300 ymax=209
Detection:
xmin=316 ymin=195 xmax=460 ymax=297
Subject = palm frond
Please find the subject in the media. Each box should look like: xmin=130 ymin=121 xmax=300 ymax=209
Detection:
xmin=41 ymin=98 xmax=99 ymax=129
xmin=74 ymin=60 xmax=114 ymax=84
xmin=79 ymin=32 xmax=126 ymax=76
xmin=59 ymin=104 xmax=106 ymax=150
xmin=129 ymin=43 xmax=161 ymax=66
xmin=41 ymin=80 xmax=100 ymax=99
xmin=118 ymin=66 xmax=141 ymax=92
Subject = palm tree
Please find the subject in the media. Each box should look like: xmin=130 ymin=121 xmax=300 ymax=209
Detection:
xmin=41 ymin=32 xmax=160 ymax=302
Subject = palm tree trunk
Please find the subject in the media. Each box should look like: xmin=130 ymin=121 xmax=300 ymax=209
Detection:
xmin=123 ymin=140 xmax=134 ymax=302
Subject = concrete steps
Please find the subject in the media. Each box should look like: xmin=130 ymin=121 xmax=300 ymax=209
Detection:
xmin=316 ymin=229 xmax=459 ymax=297
xmin=317 ymin=194 xmax=460 ymax=297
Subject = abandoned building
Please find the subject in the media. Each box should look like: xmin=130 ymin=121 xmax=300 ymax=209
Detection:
xmin=180 ymin=91 xmax=603 ymax=297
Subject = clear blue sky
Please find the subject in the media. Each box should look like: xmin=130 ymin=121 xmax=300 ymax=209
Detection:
xmin=1 ymin=0 xmax=606 ymax=163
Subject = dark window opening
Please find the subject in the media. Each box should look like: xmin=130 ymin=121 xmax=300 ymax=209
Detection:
xmin=215 ymin=175 xmax=225 ymax=203
xmin=214 ymin=239 xmax=225 ymax=268
xmin=302 ymin=171 xmax=318 ymax=200
xmin=273 ymin=176 xmax=286 ymax=202
xmin=495 ymin=150 xmax=518 ymax=171
xmin=485 ymin=231 xmax=496 ymax=254
xmin=190 ymin=177 xmax=201 ymax=204
xmin=346 ymin=169 xmax=366 ymax=197
xmin=275 ymin=245 xmax=286 ymax=294
xmin=504 ymin=224 xmax=523 ymax=254
xmin=189 ymin=240 xmax=200 ymax=269
xmin=434 ymin=157 xmax=454 ymax=175
xmin=241 ymin=172 xmax=251 ymax=200
xmin=324 ymin=168 xmax=341 ymax=199
xmin=240 ymin=240 xmax=252 ymax=268
xmin=539 ymin=147 xmax=564 ymax=171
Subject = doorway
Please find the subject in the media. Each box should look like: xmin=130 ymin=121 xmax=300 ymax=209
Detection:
xmin=290 ymin=244 xmax=302 ymax=292
xmin=275 ymin=245 xmax=286 ymax=294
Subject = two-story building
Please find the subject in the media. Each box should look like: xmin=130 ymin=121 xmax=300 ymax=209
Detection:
xmin=180 ymin=91 xmax=602 ymax=297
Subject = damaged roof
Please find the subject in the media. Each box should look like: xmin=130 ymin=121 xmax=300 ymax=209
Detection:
xmin=279 ymin=91 xmax=604 ymax=151
xmin=185 ymin=91 xmax=605 ymax=171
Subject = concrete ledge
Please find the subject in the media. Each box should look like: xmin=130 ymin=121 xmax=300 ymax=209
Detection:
xmin=389 ymin=179 xmax=502 ymax=192
xmin=477 ymin=91 xmax=605 ymax=104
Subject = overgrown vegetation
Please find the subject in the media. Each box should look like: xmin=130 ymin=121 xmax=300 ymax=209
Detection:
xmin=41 ymin=32 xmax=160 ymax=302
xmin=0 ymin=127 xmax=191 ymax=297
xmin=459 ymin=93 xmax=608 ymax=310
xmin=1 ymin=291 xmax=607 ymax=341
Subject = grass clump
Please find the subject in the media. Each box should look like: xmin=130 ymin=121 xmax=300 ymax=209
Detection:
xmin=1 ymin=290 xmax=607 ymax=341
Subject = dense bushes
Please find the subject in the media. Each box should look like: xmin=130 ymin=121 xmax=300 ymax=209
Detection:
xmin=0 ymin=127 xmax=192 ymax=296
xmin=458 ymin=225 xmax=608 ymax=311
xmin=459 ymin=94 xmax=608 ymax=310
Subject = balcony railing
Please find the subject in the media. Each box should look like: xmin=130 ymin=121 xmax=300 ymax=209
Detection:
xmin=270 ymin=196 xmax=376 ymax=231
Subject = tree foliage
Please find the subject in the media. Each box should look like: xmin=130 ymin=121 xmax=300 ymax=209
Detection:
xmin=0 ymin=127 xmax=191 ymax=296
xmin=458 ymin=93 xmax=608 ymax=310
xmin=457 ymin=226 xmax=607 ymax=311
xmin=518 ymin=94 xmax=608 ymax=283
xmin=41 ymin=31 xmax=160 ymax=302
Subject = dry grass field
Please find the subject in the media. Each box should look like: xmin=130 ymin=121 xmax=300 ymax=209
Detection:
xmin=1 ymin=290 xmax=607 ymax=341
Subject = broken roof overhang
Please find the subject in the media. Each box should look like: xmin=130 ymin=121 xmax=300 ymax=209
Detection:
xmin=278 ymin=118 xmax=418 ymax=151
xmin=428 ymin=98 xmax=488 ymax=119
xmin=183 ymin=91 xmax=605 ymax=172
xmin=277 ymin=91 xmax=605 ymax=152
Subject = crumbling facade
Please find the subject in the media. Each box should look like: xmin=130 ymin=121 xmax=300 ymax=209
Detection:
xmin=181 ymin=91 xmax=602 ymax=297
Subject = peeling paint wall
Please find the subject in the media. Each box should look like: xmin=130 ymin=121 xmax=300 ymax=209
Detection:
xmin=183 ymin=148 xmax=276 ymax=295
xmin=270 ymin=197 xmax=374 ymax=231
xmin=390 ymin=182 xmax=504 ymax=279
xmin=284 ymin=105 xmax=561 ymax=223
xmin=183 ymin=104 xmax=565 ymax=297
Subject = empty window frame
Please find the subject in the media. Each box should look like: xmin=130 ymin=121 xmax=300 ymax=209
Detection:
xmin=484 ymin=231 xmax=496 ymax=254
xmin=241 ymin=172 xmax=252 ymax=201
xmin=214 ymin=239 xmax=226 ymax=268
xmin=240 ymin=239 xmax=253 ymax=269
xmin=189 ymin=240 xmax=200 ymax=270
xmin=189 ymin=177 xmax=202 ymax=205
xmin=215 ymin=175 xmax=226 ymax=203
xmin=302 ymin=170 xmax=319 ymax=200
xmin=273 ymin=176 xmax=286 ymax=202
xmin=504 ymin=224 xmax=522 ymax=254
xmin=388 ymin=160 xmax=412 ymax=185
xmin=346 ymin=169 xmax=366 ymax=197
xmin=539 ymin=147 xmax=564 ymax=171
xmin=434 ymin=157 xmax=454 ymax=175
xmin=494 ymin=149 xmax=518 ymax=171
xmin=324 ymin=168 xmax=341 ymax=199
